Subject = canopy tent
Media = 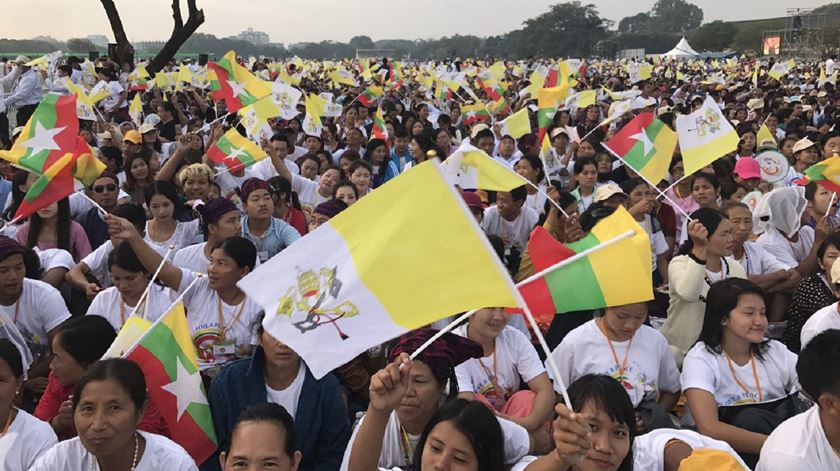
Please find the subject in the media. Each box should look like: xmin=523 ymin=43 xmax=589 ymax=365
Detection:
xmin=662 ymin=37 xmax=700 ymax=58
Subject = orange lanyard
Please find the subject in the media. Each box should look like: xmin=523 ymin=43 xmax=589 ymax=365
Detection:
xmin=119 ymin=296 xmax=146 ymax=324
xmin=596 ymin=318 xmax=633 ymax=377
xmin=216 ymin=294 xmax=245 ymax=341
xmin=399 ymin=425 xmax=413 ymax=466
xmin=725 ymin=351 xmax=763 ymax=403
xmin=478 ymin=346 xmax=508 ymax=399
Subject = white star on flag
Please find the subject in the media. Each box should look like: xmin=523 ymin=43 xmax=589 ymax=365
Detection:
xmin=227 ymin=79 xmax=248 ymax=99
xmin=19 ymin=122 xmax=67 ymax=154
xmin=466 ymin=111 xmax=476 ymax=119
xmin=225 ymin=146 xmax=247 ymax=161
xmin=161 ymin=357 xmax=207 ymax=421
xmin=630 ymin=129 xmax=654 ymax=156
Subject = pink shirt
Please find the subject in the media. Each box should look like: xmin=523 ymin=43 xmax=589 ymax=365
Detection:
xmin=15 ymin=221 xmax=92 ymax=263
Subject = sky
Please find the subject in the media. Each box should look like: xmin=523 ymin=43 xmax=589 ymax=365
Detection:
xmin=3 ymin=0 xmax=834 ymax=44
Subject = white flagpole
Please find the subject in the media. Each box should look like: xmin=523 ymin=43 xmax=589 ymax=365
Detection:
xmin=130 ymin=244 xmax=176 ymax=319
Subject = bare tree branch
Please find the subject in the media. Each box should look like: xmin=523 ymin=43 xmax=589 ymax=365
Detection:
xmin=99 ymin=0 xmax=135 ymax=69
xmin=171 ymin=0 xmax=184 ymax=30
xmin=148 ymin=0 xmax=205 ymax=74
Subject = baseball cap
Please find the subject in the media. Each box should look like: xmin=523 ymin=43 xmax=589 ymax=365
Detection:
xmin=792 ymin=137 xmax=816 ymax=154
xmin=138 ymin=123 xmax=157 ymax=134
xmin=123 ymin=130 xmax=142 ymax=144
xmin=594 ymin=183 xmax=628 ymax=203
xmin=460 ymin=191 xmax=484 ymax=211
xmin=734 ymin=157 xmax=761 ymax=180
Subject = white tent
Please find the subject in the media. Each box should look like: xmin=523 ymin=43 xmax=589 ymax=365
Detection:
xmin=662 ymin=37 xmax=700 ymax=58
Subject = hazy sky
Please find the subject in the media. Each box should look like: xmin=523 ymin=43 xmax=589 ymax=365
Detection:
xmin=4 ymin=0 xmax=833 ymax=44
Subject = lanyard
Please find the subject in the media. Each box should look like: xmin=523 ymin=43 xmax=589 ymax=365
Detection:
xmin=12 ymin=299 xmax=19 ymax=323
xmin=399 ymin=426 xmax=413 ymax=466
xmin=477 ymin=346 xmax=508 ymax=400
xmin=216 ymin=294 xmax=245 ymax=342
xmin=119 ymin=296 xmax=146 ymax=325
xmin=725 ymin=351 xmax=763 ymax=403
xmin=596 ymin=318 xmax=633 ymax=377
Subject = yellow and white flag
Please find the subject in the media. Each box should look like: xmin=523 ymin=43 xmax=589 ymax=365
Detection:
xmin=238 ymin=161 xmax=519 ymax=378
xmin=498 ymin=108 xmax=531 ymax=139
xmin=565 ymin=90 xmax=597 ymax=110
xmin=129 ymin=93 xmax=143 ymax=126
xmin=676 ymin=96 xmax=739 ymax=175
xmin=66 ymin=79 xmax=97 ymax=121
xmin=302 ymin=95 xmax=323 ymax=138
xmin=441 ymin=140 xmax=528 ymax=191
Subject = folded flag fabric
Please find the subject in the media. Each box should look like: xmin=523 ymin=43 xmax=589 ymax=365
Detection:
xmin=206 ymin=128 xmax=268 ymax=173
xmin=69 ymin=136 xmax=106 ymax=187
xmin=302 ymin=94 xmax=324 ymax=137
xmin=565 ymin=90 xmax=597 ymax=110
xmin=372 ymin=106 xmax=388 ymax=141
xmin=461 ymin=103 xmax=491 ymax=126
xmin=517 ymin=206 xmax=652 ymax=323
xmin=238 ymin=160 xmax=519 ymax=379
xmin=358 ymin=85 xmax=383 ymax=107
xmin=0 ymin=93 xmax=79 ymax=174
xmin=208 ymin=50 xmax=271 ymax=112
xmin=124 ymin=302 xmax=217 ymax=464
xmin=675 ymin=96 xmax=739 ymax=176
xmin=129 ymin=93 xmax=144 ymax=126
xmin=796 ymin=156 xmax=840 ymax=193
xmin=65 ymin=79 xmax=97 ymax=121
xmin=441 ymin=140 xmax=528 ymax=191
xmin=602 ymin=112 xmax=677 ymax=186
xmin=756 ymin=124 xmax=776 ymax=146
xmin=12 ymin=151 xmax=75 ymax=223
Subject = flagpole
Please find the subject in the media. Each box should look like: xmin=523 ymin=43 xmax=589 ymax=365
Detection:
xmin=827 ymin=192 xmax=836 ymax=219
xmin=79 ymin=191 xmax=109 ymax=217
xmin=130 ymin=244 xmax=175 ymax=319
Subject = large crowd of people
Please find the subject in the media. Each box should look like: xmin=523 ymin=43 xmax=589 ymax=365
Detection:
xmin=0 ymin=50 xmax=839 ymax=470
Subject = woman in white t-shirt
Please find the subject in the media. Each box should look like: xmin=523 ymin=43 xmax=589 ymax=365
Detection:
xmin=31 ymin=358 xmax=198 ymax=471
xmin=515 ymin=156 xmax=548 ymax=215
xmin=86 ymin=242 xmax=174 ymax=331
xmin=454 ymin=308 xmax=554 ymax=437
xmin=143 ymin=181 xmax=201 ymax=251
xmin=112 ymin=216 xmax=261 ymax=373
xmin=548 ymin=302 xmax=680 ymax=433
xmin=682 ymin=278 xmax=803 ymax=469
xmin=620 ymin=178 xmax=671 ymax=286
xmin=0 ymin=338 xmax=57 ymax=470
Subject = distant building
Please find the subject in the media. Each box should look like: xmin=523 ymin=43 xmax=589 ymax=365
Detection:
xmin=86 ymin=35 xmax=109 ymax=48
xmin=238 ymin=28 xmax=269 ymax=46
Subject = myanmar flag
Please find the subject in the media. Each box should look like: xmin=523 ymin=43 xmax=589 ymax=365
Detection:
xmin=12 ymin=151 xmax=75 ymax=223
xmin=517 ymin=207 xmax=652 ymax=324
xmin=537 ymin=86 xmax=569 ymax=144
xmin=461 ymin=103 xmax=491 ymax=126
xmin=602 ymin=112 xmax=677 ymax=186
xmin=207 ymin=128 xmax=268 ymax=174
xmin=70 ymin=136 xmax=107 ymax=187
xmin=358 ymin=85 xmax=383 ymax=107
xmin=208 ymin=51 xmax=271 ymax=112
xmin=372 ymin=106 xmax=388 ymax=141
xmin=0 ymin=93 xmax=79 ymax=174
xmin=238 ymin=160 xmax=519 ymax=379
xmin=796 ymin=156 xmax=840 ymax=193
xmin=125 ymin=302 xmax=217 ymax=464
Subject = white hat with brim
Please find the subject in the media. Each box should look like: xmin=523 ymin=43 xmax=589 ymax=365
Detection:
xmin=594 ymin=183 xmax=629 ymax=203
xmin=792 ymin=137 xmax=816 ymax=154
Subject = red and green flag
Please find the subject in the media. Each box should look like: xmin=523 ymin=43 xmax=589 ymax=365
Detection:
xmin=536 ymin=86 xmax=568 ymax=144
xmin=514 ymin=207 xmax=652 ymax=328
xmin=372 ymin=106 xmax=389 ymax=141
xmin=207 ymin=128 xmax=268 ymax=173
xmin=461 ymin=103 xmax=491 ymax=126
xmin=11 ymin=151 xmax=75 ymax=223
xmin=358 ymin=85 xmax=383 ymax=107
xmin=602 ymin=112 xmax=677 ymax=186
xmin=207 ymin=50 xmax=271 ymax=112
xmin=389 ymin=62 xmax=405 ymax=89
xmin=796 ymin=155 xmax=840 ymax=192
xmin=0 ymin=93 xmax=79 ymax=174
xmin=125 ymin=303 xmax=217 ymax=464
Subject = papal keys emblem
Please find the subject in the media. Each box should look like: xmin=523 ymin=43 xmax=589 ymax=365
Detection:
xmin=276 ymin=267 xmax=359 ymax=340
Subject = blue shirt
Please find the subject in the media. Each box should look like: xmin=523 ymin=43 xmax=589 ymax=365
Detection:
xmin=240 ymin=216 xmax=301 ymax=263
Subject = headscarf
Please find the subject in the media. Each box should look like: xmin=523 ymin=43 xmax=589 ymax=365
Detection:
xmin=196 ymin=197 xmax=239 ymax=226
xmin=0 ymin=236 xmax=26 ymax=263
xmin=389 ymin=328 xmax=483 ymax=386
xmin=240 ymin=177 xmax=270 ymax=201
xmin=753 ymin=186 xmax=807 ymax=237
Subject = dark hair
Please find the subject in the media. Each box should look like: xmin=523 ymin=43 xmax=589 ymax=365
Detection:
xmin=805 ymin=181 xmax=823 ymax=202
xmin=72 ymin=358 xmax=146 ymax=412
xmin=347 ymin=160 xmax=373 ymax=177
xmin=209 ymin=236 xmax=257 ymax=272
xmin=299 ymin=155 xmax=321 ymax=174
xmin=720 ymin=180 xmax=747 ymax=200
xmin=412 ymin=399 xmax=504 ymax=471
xmin=157 ymin=101 xmax=176 ymax=116
xmin=266 ymin=176 xmax=301 ymax=210
xmin=393 ymin=125 xmax=409 ymax=139
xmin=692 ymin=172 xmax=720 ymax=190
xmin=100 ymin=146 xmax=123 ymax=172
xmin=818 ymin=233 xmax=840 ymax=261
xmin=4 ymin=170 xmax=30 ymax=221
xmin=56 ymin=315 xmax=118 ymax=367
xmin=0 ymin=338 xmax=23 ymax=378
xmin=107 ymin=241 xmax=147 ymax=274
xmin=678 ymin=208 xmax=728 ymax=256
xmin=508 ymin=185 xmax=528 ymax=203
xmin=567 ymin=375 xmax=636 ymax=471
xmin=697 ymin=278 xmax=769 ymax=359
xmin=25 ymin=197 xmax=71 ymax=252
xmin=574 ymin=156 xmax=597 ymax=174
xmin=123 ymin=152 xmax=152 ymax=191
xmin=227 ymin=402 xmax=297 ymax=456
xmin=798 ymin=329 xmax=840 ymax=401
xmin=365 ymin=138 xmax=389 ymax=168
xmin=113 ymin=203 xmax=149 ymax=233
xmin=668 ymin=155 xmax=683 ymax=174
xmin=619 ymin=177 xmax=647 ymax=195
xmin=580 ymin=204 xmax=616 ymax=233
xmin=516 ymin=155 xmax=545 ymax=184
xmin=332 ymin=179 xmax=359 ymax=199
xmin=144 ymin=180 xmax=185 ymax=214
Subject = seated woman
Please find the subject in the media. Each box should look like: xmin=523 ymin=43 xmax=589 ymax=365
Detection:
xmin=219 ymin=403 xmax=302 ymax=471
xmin=31 ymin=358 xmax=198 ymax=470
xmin=86 ymin=242 xmax=174 ymax=331
xmin=0 ymin=338 xmax=57 ymax=470
xmin=782 ymin=234 xmax=840 ymax=352
xmin=15 ymin=197 xmax=91 ymax=263
xmin=208 ymin=314 xmax=350 ymax=471
xmin=511 ymin=374 xmax=637 ymax=471
xmin=454 ymin=308 xmax=555 ymax=436
xmin=340 ymin=328 xmax=531 ymax=470
xmin=682 ymin=278 xmax=803 ymax=468
xmin=143 ymin=181 xmax=202 ymax=251
xmin=661 ymin=209 xmax=746 ymax=366
xmin=547 ymin=302 xmax=680 ymax=433
xmin=347 ymin=355 xmax=506 ymax=471
xmin=34 ymin=315 xmax=167 ymax=440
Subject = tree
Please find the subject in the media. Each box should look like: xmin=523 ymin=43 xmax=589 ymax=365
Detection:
xmin=650 ymin=0 xmax=703 ymax=33
xmin=66 ymin=38 xmax=98 ymax=53
xmin=689 ymin=21 xmax=737 ymax=51
xmin=99 ymin=0 xmax=204 ymax=74
xmin=517 ymin=2 xmax=611 ymax=57
xmin=618 ymin=13 xmax=652 ymax=33
xmin=348 ymin=35 xmax=375 ymax=51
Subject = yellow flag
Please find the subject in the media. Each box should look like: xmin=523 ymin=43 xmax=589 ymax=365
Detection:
xmin=498 ymin=108 xmax=531 ymax=139
xmin=757 ymin=124 xmax=776 ymax=146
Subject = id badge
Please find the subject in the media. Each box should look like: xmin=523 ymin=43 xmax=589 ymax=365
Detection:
xmin=213 ymin=340 xmax=236 ymax=357
xmin=257 ymin=251 xmax=269 ymax=263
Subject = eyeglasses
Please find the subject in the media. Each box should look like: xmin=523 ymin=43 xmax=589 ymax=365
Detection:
xmin=93 ymin=183 xmax=117 ymax=193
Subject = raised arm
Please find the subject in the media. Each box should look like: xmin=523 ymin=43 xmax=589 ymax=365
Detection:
xmin=105 ymin=214 xmax=183 ymax=290
xmin=155 ymin=135 xmax=191 ymax=182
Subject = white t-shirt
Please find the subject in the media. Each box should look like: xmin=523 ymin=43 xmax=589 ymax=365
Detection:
xmin=481 ymin=206 xmax=539 ymax=252
xmin=681 ymin=340 xmax=798 ymax=407
xmin=36 ymin=248 xmax=74 ymax=272
xmin=757 ymin=405 xmax=840 ymax=471
xmin=30 ymin=431 xmax=198 ymax=471
xmin=99 ymin=80 xmax=126 ymax=111
xmin=799 ymin=302 xmax=840 ymax=350
xmin=289 ymin=173 xmax=328 ymax=220
xmin=640 ymin=215 xmax=669 ymax=272
xmin=265 ymin=362 xmax=307 ymax=420
xmin=756 ymin=226 xmax=815 ymax=270
xmin=81 ymin=240 xmax=170 ymax=289
xmin=525 ymin=189 xmax=547 ymax=215
xmin=0 ymin=408 xmax=58 ymax=471
xmin=251 ymin=157 xmax=300 ymax=182
xmin=86 ymin=285 xmax=175 ymax=331
xmin=736 ymin=241 xmax=790 ymax=276
xmin=454 ymin=325 xmax=545 ymax=409
xmin=172 ymin=242 xmax=209 ymax=274
xmin=340 ymin=410 xmax=529 ymax=470
xmin=547 ymin=320 xmax=680 ymax=407
xmin=143 ymin=219 xmax=201 ymax=251
xmin=0 ymin=279 xmax=70 ymax=362
xmin=178 ymin=269 xmax=262 ymax=370
xmin=214 ymin=166 xmax=256 ymax=198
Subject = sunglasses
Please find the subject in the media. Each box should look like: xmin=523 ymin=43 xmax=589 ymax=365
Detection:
xmin=93 ymin=183 xmax=117 ymax=193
